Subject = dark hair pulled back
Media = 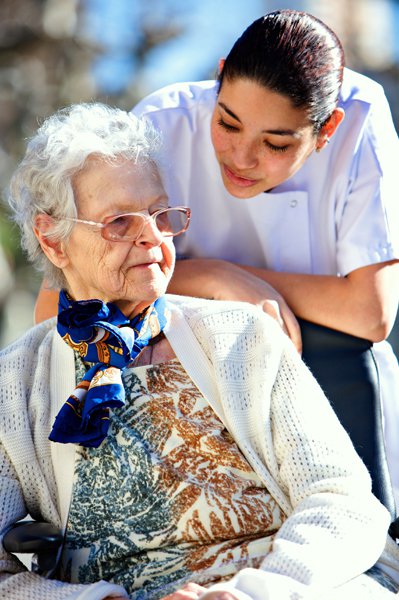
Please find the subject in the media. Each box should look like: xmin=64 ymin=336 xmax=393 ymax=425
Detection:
xmin=219 ymin=10 xmax=344 ymax=130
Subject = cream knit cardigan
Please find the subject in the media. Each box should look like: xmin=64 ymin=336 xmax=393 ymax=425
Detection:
xmin=0 ymin=295 xmax=396 ymax=600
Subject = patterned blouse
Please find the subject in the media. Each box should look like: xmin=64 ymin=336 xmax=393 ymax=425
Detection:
xmin=59 ymin=357 xmax=285 ymax=599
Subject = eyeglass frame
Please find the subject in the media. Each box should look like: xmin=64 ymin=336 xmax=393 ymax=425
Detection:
xmin=53 ymin=206 xmax=191 ymax=242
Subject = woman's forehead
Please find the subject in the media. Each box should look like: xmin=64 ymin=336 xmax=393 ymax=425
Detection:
xmin=217 ymin=78 xmax=313 ymax=133
xmin=73 ymin=157 xmax=166 ymax=214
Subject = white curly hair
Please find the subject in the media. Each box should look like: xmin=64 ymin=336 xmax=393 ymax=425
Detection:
xmin=7 ymin=102 xmax=162 ymax=288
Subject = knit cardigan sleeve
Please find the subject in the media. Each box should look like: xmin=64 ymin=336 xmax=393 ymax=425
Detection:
xmin=0 ymin=321 xmax=128 ymax=600
xmin=165 ymin=296 xmax=392 ymax=600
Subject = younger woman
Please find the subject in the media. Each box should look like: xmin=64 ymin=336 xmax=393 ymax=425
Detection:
xmin=35 ymin=10 xmax=399 ymax=509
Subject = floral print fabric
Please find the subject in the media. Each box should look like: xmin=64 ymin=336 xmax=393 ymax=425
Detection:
xmin=60 ymin=358 xmax=285 ymax=599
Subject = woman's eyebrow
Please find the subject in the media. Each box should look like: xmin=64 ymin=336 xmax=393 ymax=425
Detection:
xmin=218 ymin=101 xmax=241 ymax=122
xmin=218 ymin=101 xmax=299 ymax=137
xmin=265 ymin=128 xmax=300 ymax=137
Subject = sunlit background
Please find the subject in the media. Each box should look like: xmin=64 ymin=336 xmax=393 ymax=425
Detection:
xmin=1 ymin=0 xmax=399 ymax=354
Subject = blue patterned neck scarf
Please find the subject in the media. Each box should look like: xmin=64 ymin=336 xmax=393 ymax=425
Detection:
xmin=49 ymin=289 xmax=168 ymax=448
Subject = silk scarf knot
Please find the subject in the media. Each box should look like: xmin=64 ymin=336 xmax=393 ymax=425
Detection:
xmin=49 ymin=289 xmax=168 ymax=447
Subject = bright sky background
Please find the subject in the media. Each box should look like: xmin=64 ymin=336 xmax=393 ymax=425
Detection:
xmin=81 ymin=0 xmax=309 ymax=95
xmin=81 ymin=0 xmax=399 ymax=99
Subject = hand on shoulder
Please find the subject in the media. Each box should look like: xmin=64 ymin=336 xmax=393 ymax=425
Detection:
xmin=171 ymin=258 xmax=302 ymax=352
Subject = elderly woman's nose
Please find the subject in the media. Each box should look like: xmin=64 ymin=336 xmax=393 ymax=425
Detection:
xmin=136 ymin=216 xmax=164 ymax=245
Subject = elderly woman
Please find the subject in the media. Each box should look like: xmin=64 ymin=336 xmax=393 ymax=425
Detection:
xmin=1 ymin=103 xmax=399 ymax=600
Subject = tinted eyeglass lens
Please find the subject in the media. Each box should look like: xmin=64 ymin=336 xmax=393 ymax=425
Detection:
xmin=104 ymin=215 xmax=143 ymax=241
xmin=155 ymin=209 xmax=187 ymax=236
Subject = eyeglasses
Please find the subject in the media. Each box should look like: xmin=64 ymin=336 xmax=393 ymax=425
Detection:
xmin=61 ymin=206 xmax=191 ymax=242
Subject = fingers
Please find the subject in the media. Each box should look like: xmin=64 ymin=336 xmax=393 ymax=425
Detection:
xmin=279 ymin=305 xmax=302 ymax=354
xmin=262 ymin=299 xmax=302 ymax=354
xmin=261 ymin=299 xmax=286 ymax=328
xmin=199 ymin=592 xmax=241 ymax=600
xmin=160 ymin=585 xmax=240 ymax=600
xmin=161 ymin=582 xmax=207 ymax=600
xmin=183 ymin=262 xmax=303 ymax=353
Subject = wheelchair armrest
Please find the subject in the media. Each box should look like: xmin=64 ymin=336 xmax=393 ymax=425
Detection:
xmin=389 ymin=517 xmax=399 ymax=542
xmin=3 ymin=521 xmax=63 ymax=554
xmin=3 ymin=521 xmax=63 ymax=574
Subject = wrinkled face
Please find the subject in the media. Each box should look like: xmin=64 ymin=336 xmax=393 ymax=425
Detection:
xmin=60 ymin=157 xmax=175 ymax=317
xmin=210 ymin=77 xmax=319 ymax=198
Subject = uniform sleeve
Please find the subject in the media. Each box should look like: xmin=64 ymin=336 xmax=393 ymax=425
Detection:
xmin=336 ymin=88 xmax=399 ymax=275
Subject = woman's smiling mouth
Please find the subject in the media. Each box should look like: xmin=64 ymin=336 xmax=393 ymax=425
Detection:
xmin=223 ymin=164 xmax=259 ymax=187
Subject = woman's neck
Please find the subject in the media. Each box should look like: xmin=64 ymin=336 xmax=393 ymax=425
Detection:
xmin=131 ymin=336 xmax=176 ymax=367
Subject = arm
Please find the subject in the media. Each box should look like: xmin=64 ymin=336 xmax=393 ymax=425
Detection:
xmin=37 ymin=257 xmax=399 ymax=344
xmin=257 ymin=335 xmax=390 ymax=593
xmin=0 ymin=331 xmax=129 ymax=600
xmin=243 ymin=259 xmax=399 ymax=341
xmin=169 ymin=257 xmax=399 ymax=342
xmin=169 ymin=307 xmax=391 ymax=599
xmin=168 ymin=259 xmax=302 ymax=352
xmin=206 ymin=314 xmax=390 ymax=599
xmin=0 ymin=445 xmax=128 ymax=600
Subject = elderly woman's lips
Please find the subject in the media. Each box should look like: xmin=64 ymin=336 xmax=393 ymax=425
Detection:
xmin=131 ymin=260 xmax=160 ymax=269
xmin=223 ymin=164 xmax=258 ymax=187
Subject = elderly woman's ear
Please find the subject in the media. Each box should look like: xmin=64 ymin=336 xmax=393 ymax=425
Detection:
xmin=34 ymin=213 xmax=69 ymax=269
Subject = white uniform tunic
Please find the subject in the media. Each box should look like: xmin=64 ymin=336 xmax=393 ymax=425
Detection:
xmin=132 ymin=69 xmax=399 ymax=503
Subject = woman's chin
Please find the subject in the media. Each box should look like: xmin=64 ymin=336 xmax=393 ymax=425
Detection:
xmin=129 ymin=280 xmax=169 ymax=309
